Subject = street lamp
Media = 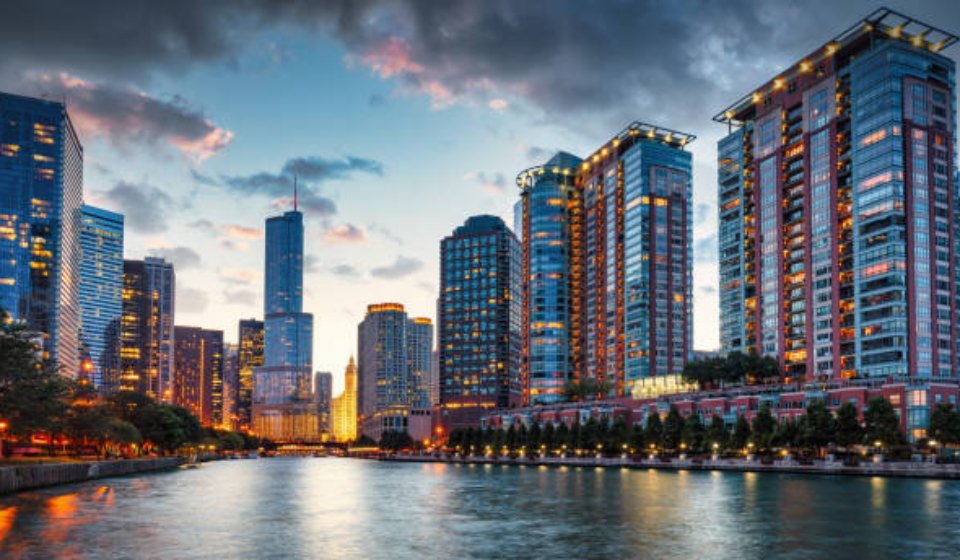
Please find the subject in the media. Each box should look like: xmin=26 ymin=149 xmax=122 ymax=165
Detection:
xmin=0 ymin=420 xmax=7 ymax=459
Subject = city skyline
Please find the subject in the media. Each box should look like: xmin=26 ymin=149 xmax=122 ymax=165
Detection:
xmin=2 ymin=2 xmax=959 ymax=396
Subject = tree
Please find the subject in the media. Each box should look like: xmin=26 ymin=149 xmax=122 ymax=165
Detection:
xmin=662 ymin=406 xmax=685 ymax=451
xmin=774 ymin=417 xmax=799 ymax=449
xmin=750 ymin=404 xmax=777 ymax=451
xmin=798 ymin=400 xmax=835 ymax=453
xmin=863 ymin=397 xmax=906 ymax=449
xmin=0 ymin=315 xmax=74 ymax=441
xmin=707 ymin=413 xmax=729 ymax=451
xmin=681 ymin=414 xmax=706 ymax=453
xmin=928 ymin=404 xmax=960 ymax=445
xmin=644 ymin=412 xmax=664 ymax=449
xmin=379 ymin=430 xmax=414 ymax=452
xmin=628 ymin=423 xmax=645 ymax=452
xmin=731 ymin=415 xmax=751 ymax=450
xmin=834 ymin=402 xmax=863 ymax=450
xmin=134 ymin=405 xmax=188 ymax=454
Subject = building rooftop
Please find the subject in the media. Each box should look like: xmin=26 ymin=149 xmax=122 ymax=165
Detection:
xmin=714 ymin=7 xmax=959 ymax=126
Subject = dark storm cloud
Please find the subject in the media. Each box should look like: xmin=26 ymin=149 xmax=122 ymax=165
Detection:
xmin=220 ymin=155 xmax=384 ymax=218
xmin=4 ymin=1 xmax=958 ymax=136
xmin=13 ymin=74 xmax=233 ymax=160
xmin=370 ymin=256 xmax=423 ymax=280
xmin=99 ymin=181 xmax=175 ymax=233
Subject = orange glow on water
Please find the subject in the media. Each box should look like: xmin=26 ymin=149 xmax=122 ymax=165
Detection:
xmin=0 ymin=506 xmax=17 ymax=540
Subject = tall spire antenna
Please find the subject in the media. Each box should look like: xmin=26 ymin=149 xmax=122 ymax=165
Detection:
xmin=293 ymin=175 xmax=298 ymax=212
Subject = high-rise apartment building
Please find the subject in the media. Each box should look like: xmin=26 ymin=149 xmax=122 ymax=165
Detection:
xmin=173 ymin=326 xmax=224 ymax=426
xmin=118 ymin=257 xmax=175 ymax=399
xmin=237 ymin=318 xmax=264 ymax=432
xmin=438 ymin=215 xmax=521 ymax=409
xmin=78 ymin=205 xmax=123 ymax=390
xmin=314 ymin=371 xmax=333 ymax=436
xmin=0 ymin=92 xmax=83 ymax=375
xmin=222 ymin=342 xmax=239 ymax=430
xmin=357 ymin=303 xmax=431 ymax=439
xmin=331 ymin=356 xmax=358 ymax=442
xmin=715 ymin=8 xmax=958 ymax=382
xmin=517 ymin=123 xmax=695 ymax=404
xmin=252 ymin=208 xmax=317 ymax=441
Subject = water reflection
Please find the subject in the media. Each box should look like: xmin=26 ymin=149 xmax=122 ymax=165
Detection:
xmin=0 ymin=460 xmax=958 ymax=559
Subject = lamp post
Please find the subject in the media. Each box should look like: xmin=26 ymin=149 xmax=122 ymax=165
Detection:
xmin=0 ymin=420 xmax=7 ymax=459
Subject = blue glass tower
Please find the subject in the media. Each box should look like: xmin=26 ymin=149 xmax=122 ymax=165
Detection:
xmin=79 ymin=205 xmax=124 ymax=391
xmin=439 ymin=215 xmax=521 ymax=409
xmin=252 ymin=209 xmax=317 ymax=441
xmin=0 ymin=91 xmax=83 ymax=375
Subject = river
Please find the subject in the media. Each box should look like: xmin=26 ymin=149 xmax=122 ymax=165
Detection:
xmin=1 ymin=458 xmax=958 ymax=558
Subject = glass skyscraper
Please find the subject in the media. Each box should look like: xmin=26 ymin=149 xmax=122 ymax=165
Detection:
xmin=716 ymin=8 xmax=958 ymax=386
xmin=118 ymin=257 xmax=175 ymax=400
xmin=0 ymin=91 xmax=83 ymax=376
xmin=237 ymin=318 xmax=264 ymax=432
xmin=438 ymin=215 xmax=521 ymax=409
xmin=518 ymin=124 xmax=694 ymax=404
xmin=173 ymin=326 xmax=224 ymax=426
xmin=78 ymin=205 xmax=124 ymax=391
xmin=252 ymin=209 xmax=318 ymax=441
xmin=357 ymin=303 xmax=432 ymax=439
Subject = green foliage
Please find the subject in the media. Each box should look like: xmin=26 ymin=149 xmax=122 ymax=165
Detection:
xmin=681 ymin=350 xmax=781 ymax=389
xmin=681 ymin=414 xmax=706 ymax=453
xmin=662 ymin=406 xmax=684 ymax=450
xmin=707 ymin=413 xmax=729 ymax=450
xmin=750 ymin=403 xmax=777 ymax=451
xmin=379 ymin=430 xmax=414 ymax=452
xmin=928 ymin=404 xmax=960 ymax=445
xmin=644 ymin=412 xmax=664 ymax=449
xmin=797 ymin=400 xmax=836 ymax=451
xmin=834 ymin=402 xmax=863 ymax=449
xmin=731 ymin=415 xmax=751 ymax=450
xmin=863 ymin=397 xmax=907 ymax=448
xmin=563 ymin=377 xmax=614 ymax=402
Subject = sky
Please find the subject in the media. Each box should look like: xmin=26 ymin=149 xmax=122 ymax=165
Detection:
xmin=2 ymin=1 xmax=958 ymax=394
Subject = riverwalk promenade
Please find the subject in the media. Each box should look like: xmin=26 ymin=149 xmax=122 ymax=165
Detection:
xmin=383 ymin=453 xmax=960 ymax=480
xmin=0 ymin=457 xmax=187 ymax=495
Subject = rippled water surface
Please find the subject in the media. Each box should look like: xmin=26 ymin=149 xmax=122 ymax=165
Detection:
xmin=2 ymin=458 xmax=959 ymax=558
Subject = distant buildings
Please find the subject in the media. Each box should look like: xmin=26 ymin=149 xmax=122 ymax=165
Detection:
xmin=119 ymin=257 xmax=175 ymax=400
xmin=222 ymin=342 xmax=239 ymax=430
xmin=438 ymin=215 xmax=521 ymax=410
xmin=173 ymin=326 xmax=224 ymax=426
xmin=715 ymin=8 xmax=958 ymax=383
xmin=517 ymin=123 xmax=694 ymax=404
xmin=314 ymin=371 xmax=333 ymax=436
xmin=252 ymin=208 xmax=318 ymax=441
xmin=78 ymin=205 xmax=124 ymax=390
xmin=357 ymin=303 xmax=432 ymax=440
xmin=331 ymin=357 xmax=358 ymax=442
xmin=0 ymin=92 xmax=83 ymax=375
xmin=237 ymin=318 xmax=264 ymax=432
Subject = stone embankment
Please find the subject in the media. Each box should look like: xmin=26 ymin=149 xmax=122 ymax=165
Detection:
xmin=384 ymin=454 xmax=960 ymax=480
xmin=0 ymin=457 xmax=186 ymax=495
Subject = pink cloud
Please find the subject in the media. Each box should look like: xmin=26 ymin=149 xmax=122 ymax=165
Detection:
xmin=323 ymin=223 xmax=367 ymax=245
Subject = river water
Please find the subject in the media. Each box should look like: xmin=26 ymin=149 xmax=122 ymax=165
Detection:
xmin=1 ymin=458 xmax=958 ymax=558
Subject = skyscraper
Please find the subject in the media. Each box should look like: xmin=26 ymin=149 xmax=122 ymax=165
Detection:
xmin=357 ymin=303 xmax=431 ymax=439
xmin=331 ymin=356 xmax=358 ymax=442
xmin=407 ymin=317 xmax=434 ymax=408
xmin=237 ymin=318 xmax=264 ymax=432
xmin=78 ymin=205 xmax=123 ymax=391
xmin=0 ymin=91 xmax=83 ymax=375
xmin=715 ymin=8 xmax=958 ymax=383
xmin=438 ymin=215 xmax=521 ymax=409
xmin=252 ymin=208 xmax=317 ymax=441
xmin=222 ymin=342 xmax=239 ymax=430
xmin=173 ymin=326 xmax=224 ymax=426
xmin=517 ymin=123 xmax=695 ymax=404
xmin=314 ymin=371 xmax=333 ymax=436
xmin=118 ymin=257 xmax=175 ymax=399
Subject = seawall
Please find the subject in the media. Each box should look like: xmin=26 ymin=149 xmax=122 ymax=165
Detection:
xmin=382 ymin=454 xmax=960 ymax=480
xmin=0 ymin=457 xmax=187 ymax=495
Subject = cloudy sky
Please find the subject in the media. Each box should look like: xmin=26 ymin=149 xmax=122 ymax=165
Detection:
xmin=2 ymin=1 xmax=958 ymax=392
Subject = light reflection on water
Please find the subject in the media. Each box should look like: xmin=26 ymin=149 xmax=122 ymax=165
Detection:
xmin=1 ymin=458 xmax=959 ymax=559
